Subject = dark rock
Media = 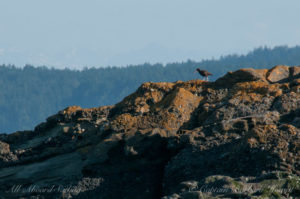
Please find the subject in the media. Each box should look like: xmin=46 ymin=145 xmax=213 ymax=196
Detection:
xmin=272 ymin=92 xmax=300 ymax=114
xmin=0 ymin=67 xmax=299 ymax=198
xmin=215 ymin=68 xmax=268 ymax=87
xmin=290 ymin=66 xmax=300 ymax=78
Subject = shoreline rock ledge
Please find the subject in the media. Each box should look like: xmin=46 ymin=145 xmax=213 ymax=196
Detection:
xmin=0 ymin=65 xmax=299 ymax=198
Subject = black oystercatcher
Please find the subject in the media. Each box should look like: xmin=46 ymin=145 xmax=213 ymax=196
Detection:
xmin=194 ymin=68 xmax=212 ymax=81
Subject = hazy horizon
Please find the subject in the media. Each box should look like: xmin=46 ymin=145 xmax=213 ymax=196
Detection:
xmin=1 ymin=0 xmax=300 ymax=69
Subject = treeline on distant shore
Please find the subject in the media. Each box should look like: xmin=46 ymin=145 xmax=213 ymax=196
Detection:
xmin=1 ymin=45 xmax=300 ymax=133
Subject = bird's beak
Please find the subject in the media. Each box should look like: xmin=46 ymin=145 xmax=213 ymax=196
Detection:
xmin=194 ymin=70 xmax=197 ymax=73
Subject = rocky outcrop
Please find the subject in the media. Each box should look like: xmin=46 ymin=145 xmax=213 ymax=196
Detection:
xmin=0 ymin=65 xmax=299 ymax=198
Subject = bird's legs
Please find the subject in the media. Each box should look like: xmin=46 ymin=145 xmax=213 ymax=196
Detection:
xmin=202 ymin=77 xmax=209 ymax=81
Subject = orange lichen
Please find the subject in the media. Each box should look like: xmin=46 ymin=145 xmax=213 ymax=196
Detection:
xmin=62 ymin=106 xmax=82 ymax=115
xmin=230 ymin=81 xmax=283 ymax=103
xmin=110 ymin=113 xmax=138 ymax=132
xmin=247 ymin=137 xmax=258 ymax=147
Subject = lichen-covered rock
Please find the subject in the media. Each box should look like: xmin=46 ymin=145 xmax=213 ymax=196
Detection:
xmin=215 ymin=68 xmax=268 ymax=87
xmin=0 ymin=66 xmax=299 ymax=198
xmin=267 ymin=65 xmax=290 ymax=83
xmin=291 ymin=66 xmax=300 ymax=78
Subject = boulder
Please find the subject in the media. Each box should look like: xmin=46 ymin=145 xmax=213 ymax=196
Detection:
xmin=266 ymin=65 xmax=290 ymax=83
xmin=215 ymin=68 xmax=268 ymax=87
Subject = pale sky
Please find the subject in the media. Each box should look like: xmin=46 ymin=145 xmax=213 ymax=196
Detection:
xmin=0 ymin=0 xmax=300 ymax=69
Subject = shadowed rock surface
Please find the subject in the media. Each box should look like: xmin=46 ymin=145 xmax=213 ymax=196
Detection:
xmin=0 ymin=65 xmax=299 ymax=198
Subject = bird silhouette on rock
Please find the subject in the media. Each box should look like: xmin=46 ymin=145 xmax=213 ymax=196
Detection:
xmin=194 ymin=68 xmax=212 ymax=81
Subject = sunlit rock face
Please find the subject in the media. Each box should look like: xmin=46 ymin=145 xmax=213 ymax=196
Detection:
xmin=0 ymin=65 xmax=299 ymax=199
